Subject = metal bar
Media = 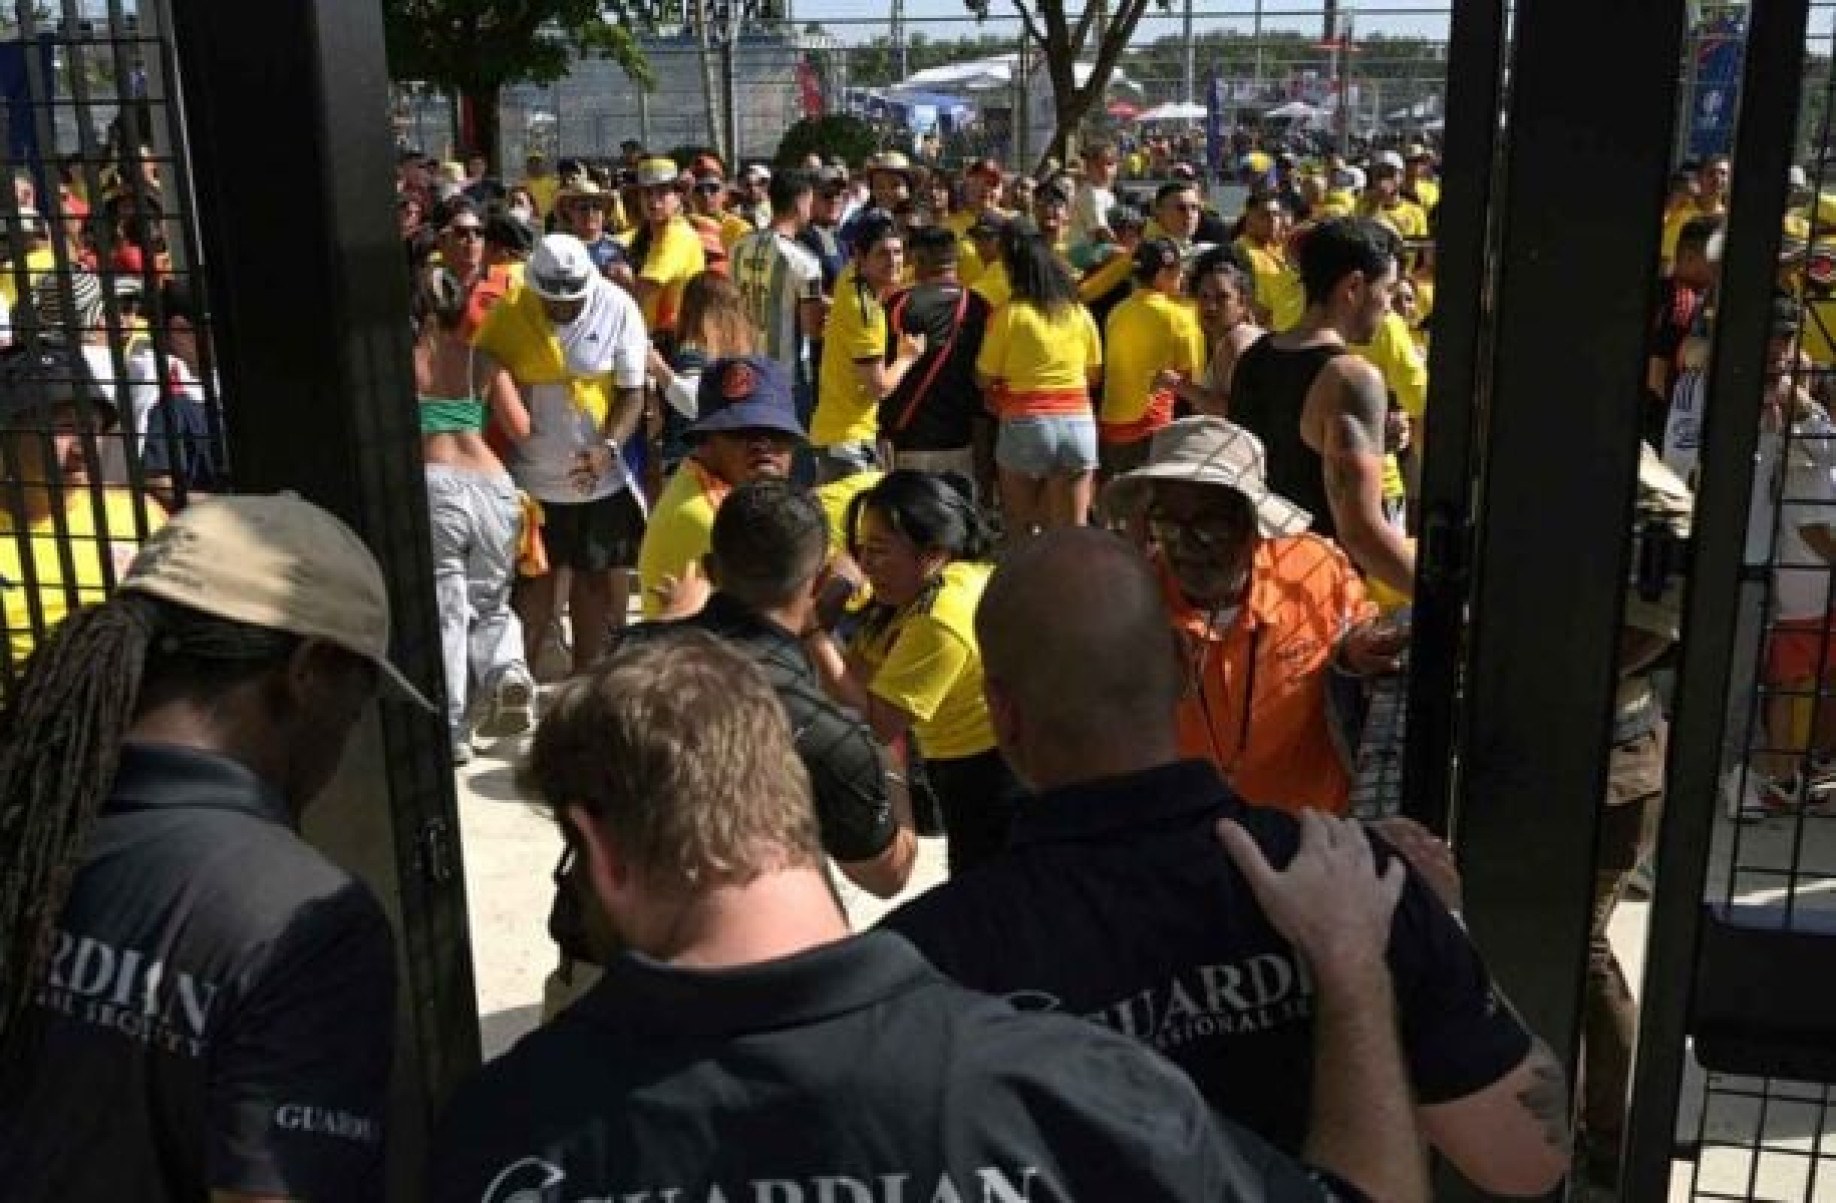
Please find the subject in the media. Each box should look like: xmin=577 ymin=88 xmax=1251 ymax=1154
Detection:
xmin=160 ymin=0 xmax=478 ymax=1194
xmin=1623 ymin=1 xmax=1811 ymax=1197
xmin=1398 ymin=0 xmax=1506 ymax=834
xmin=1446 ymin=0 xmax=1688 ymax=1198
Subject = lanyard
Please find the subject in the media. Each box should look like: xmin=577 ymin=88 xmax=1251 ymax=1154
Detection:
xmin=1192 ymin=614 xmax=1261 ymax=777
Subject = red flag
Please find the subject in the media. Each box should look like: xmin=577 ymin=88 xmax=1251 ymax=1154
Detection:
xmin=797 ymin=57 xmax=824 ymax=118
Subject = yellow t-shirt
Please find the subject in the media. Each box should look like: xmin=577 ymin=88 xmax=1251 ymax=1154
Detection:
xmin=1350 ymin=311 xmax=1429 ymax=419
xmin=812 ymin=270 xmax=888 ymax=447
xmin=1 ymin=489 xmax=165 ymax=671
xmin=945 ymin=210 xmax=987 ymax=286
xmin=1408 ymin=178 xmax=1440 ymax=212
xmin=1319 ymin=190 xmax=1358 ymax=219
xmin=719 ymin=211 xmax=755 ymax=252
xmin=1360 ymin=197 xmax=1429 ymax=241
xmin=1101 ymin=290 xmax=1205 ymax=438
xmin=636 ymin=461 xmax=726 ymax=619
xmin=622 ymin=217 xmax=706 ymax=334
xmin=524 ymin=175 xmax=560 ymax=218
xmin=971 ymin=259 xmax=1010 ymax=310
xmin=858 ymin=560 xmax=996 ymax=761
xmin=1351 ymin=312 xmax=1426 ymax=512
xmin=0 ymin=247 xmax=56 ymax=310
xmin=1236 ymin=239 xmax=1305 ymax=333
xmin=975 ymin=300 xmax=1101 ymax=418
xmin=812 ymin=469 xmax=882 ymax=549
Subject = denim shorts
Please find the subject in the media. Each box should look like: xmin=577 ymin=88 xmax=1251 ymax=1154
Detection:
xmin=996 ymin=414 xmax=1099 ymax=477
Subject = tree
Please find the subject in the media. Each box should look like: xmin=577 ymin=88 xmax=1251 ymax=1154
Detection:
xmin=380 ymin=0 xmax=653 ymax=170
xmin=974 ymin=0 xmax=1170 ymax=171
xmin=774 ymin=114 xmax=879 ymax=167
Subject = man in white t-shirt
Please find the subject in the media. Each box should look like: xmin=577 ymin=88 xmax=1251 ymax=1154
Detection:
xmin=1756 ymin=314 xmax=1836 ymax=811
xmin=477 ymin=234 xmax=650 ymax=672
xmin=1070 ymin=138 xmax=1120 ymax=248
xmin=731 ymin=169 xmax=824 ymax=420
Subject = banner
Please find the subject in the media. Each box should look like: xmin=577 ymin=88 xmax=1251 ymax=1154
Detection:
xmin=1687 ymin=13 xmax=1744 ymax=161
xmin=796 ymin=56 xmax=824 ymax=119
xmin=0 ymin=37 xmax=53 ymax=195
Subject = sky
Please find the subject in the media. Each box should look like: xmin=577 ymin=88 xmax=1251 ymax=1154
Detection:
xmin=789 ymin=1 xmax=1836 ymax=51
xmin=790 ymin=0 xmax=1453 ymax=46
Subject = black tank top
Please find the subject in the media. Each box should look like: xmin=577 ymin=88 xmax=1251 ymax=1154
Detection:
xmin=1229 ymin=337 xmax=1345 ymax=539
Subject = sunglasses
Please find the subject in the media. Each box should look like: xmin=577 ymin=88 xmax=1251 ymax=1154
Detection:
xmin=446 ymin=225 xmax=483 ymax=240
xmin=694 ymin=181 xmax=725 ymax=194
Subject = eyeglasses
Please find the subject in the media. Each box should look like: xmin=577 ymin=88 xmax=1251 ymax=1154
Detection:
xmin=446 ymin=225 xmax=483 ymax=240
xmin=694 ymin=181 xmax=724 ymax=194
xmin=1145 ymin=506 xmax=1249 ymax=553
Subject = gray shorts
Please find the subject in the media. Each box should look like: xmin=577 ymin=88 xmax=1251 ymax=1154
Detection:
xmin=997 ymin=415 xmax=1099 ymax=478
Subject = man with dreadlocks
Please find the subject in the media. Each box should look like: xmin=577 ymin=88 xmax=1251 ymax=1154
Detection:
xmin=0 ymin=493 xmax=436 ymax=1202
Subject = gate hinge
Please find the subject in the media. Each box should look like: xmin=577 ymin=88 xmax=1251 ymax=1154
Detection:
xmin=419 ymin=816 xmax=457 ymax=885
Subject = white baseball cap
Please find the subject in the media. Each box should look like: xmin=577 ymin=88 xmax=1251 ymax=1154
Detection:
xmin=526 ymin=233 xmax=597 ymax=302
xmin=120 ymin=493 xmax=436 ymax=712
xmin=1373 ymin=150 xmax=1406 ymax=173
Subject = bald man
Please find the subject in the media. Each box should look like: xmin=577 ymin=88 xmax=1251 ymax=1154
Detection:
xmin=882 ymin=529 xmax=1569 ymax=1200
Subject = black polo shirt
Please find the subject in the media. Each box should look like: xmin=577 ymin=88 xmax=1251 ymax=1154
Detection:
xmin=0 ymin=742 xmax=396 ymax=1203
xmin=430 ymin=930 xmax=1353 ymax=1202
xmin=883 ymin=759 xmax=1531 ymax=1155
xmin=623 ymin=593 xmax=896 ymax=864
xmin=880 ymin=281 xmax=990 ymax=452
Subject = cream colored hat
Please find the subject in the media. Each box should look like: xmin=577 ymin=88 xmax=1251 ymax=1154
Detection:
xmin=119 ymin=492 xmax=436 ymax=711
xmin=1102 ymin=417 xmax=1312 ymax=538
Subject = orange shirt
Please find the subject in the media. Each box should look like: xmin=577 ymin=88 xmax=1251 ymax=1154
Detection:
xmin=1164 ymin=537 xmax=1375 ymax=814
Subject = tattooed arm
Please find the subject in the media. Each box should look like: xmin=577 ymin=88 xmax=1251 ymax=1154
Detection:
xmin=1418 ymin=1036 xmax=1572 ymax=1196
xmin=1317 ymin=359 xmax=1417 ymax=596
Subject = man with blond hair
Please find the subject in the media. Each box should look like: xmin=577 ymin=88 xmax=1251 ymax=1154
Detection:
xmin=431 ymin=632 xmax=1373 ymax=1202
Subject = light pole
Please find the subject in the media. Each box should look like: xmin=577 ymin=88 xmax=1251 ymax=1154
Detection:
xmin=1181 ymin=0 xmax=1194 ymax=104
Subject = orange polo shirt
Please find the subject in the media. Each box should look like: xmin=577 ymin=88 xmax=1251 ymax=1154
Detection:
xmin=1163 ymin=536 xmax=1375 ymax=814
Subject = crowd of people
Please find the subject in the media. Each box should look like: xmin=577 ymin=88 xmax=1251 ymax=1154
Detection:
xmin=0 ymin=119 xmax=1824 ymax=1203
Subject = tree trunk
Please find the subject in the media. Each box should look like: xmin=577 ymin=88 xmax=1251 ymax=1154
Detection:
xmin=460 ymin=87 xmax=501 ymax=170
xmin=694 ymin=0 xmax=727 ymax=162
xmin=1036 ymin=0 xmax=1148 ymax=174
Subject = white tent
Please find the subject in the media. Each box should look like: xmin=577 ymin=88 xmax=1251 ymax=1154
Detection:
xmin=1134 ymin=100 xmax=1207 ymax=122
xmin=1265 ymin=100 xmax=1321 ymax=121
xmin=899 ymin=55 xmax=1133 ymax=95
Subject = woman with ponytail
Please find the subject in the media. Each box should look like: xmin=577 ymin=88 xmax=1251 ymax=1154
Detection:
xmin=803 ymin=469 xmax=1021 ymax=873
xmin=0 ymin=492 xmax=431 ymax=1201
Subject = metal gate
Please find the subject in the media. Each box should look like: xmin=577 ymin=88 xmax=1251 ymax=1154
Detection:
xmin=1403 ymin=0 xmax=1836 ymax=1199
xmin=0 ymin=0 xmax=477 ymax=1195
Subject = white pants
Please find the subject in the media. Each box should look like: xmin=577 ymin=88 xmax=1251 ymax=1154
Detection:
xmin=426 ymin=466 xmax=530 ymax=740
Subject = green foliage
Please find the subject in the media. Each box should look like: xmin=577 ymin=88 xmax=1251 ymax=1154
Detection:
xmin=774 ymin=114 xmax=879 ymax=168
xmin=380 ymin=0 xmax=655 ymax=94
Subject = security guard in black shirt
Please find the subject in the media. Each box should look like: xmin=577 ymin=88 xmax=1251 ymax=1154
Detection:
xmin=886 ymin=528 xmax=1569 ymax=1199
xmin=0 ymin=494 xmax=433 ymax=1202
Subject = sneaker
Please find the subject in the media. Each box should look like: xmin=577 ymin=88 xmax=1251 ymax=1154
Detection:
xmin=1760 ymin=771 xmax=1804 ymax=810
xmin=476 ymin=676 xmax=537 ymax=739
xmin=1723 ymin=771 xmax=1772 ymax=823
xmin=1759 ymin=771 xmax=1836 ymax=817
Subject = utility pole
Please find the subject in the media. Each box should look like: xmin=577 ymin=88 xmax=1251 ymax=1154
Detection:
xmin=1252 ymin=0 xmax=1264 ymax=100
xmin=891 ymin=0 xmax=908 ymax=82
xmin=1181 ymin=0 xmax=1195 ymax=103
xmin=723 ymin=0 xmax=741 ymax=162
